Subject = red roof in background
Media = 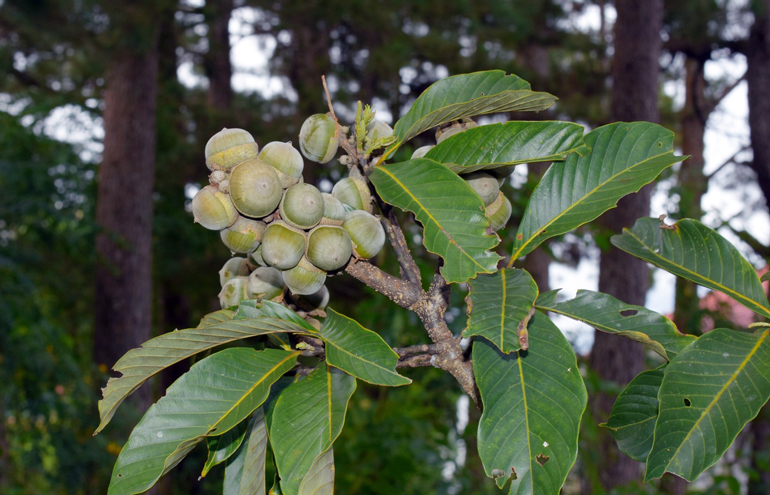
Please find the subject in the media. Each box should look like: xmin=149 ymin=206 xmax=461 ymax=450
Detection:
xmin=699 ymin=266 xmax=769 ymax=332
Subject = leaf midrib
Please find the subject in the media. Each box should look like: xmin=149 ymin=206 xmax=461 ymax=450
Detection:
xmin=657 ymin=330 xmax=768 ymax=477
xmin=377 ymin=166 xmax=490 ymax=272
xmin=510 ymin=148 xmax=675 ymax=263
xmin=620 ymin=228 xmax=770 ymax=319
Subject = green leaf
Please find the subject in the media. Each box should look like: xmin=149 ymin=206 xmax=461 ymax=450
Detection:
xmin=269 ymin=365 xmax=355 ymax=495
xmin=463 ymin=268 xmax=539 ymax=353
xmin=602 ymin=368 xmax=665 ymax=462
xmin=425 ymin=121 xmax=587 ymax=174
xmin=96 ymin=315 xmax=308 ymax=434
xmin=645 ymin=328 xmax=770 ymax=482
xmin=320 ymin=309 xmax=411 ymax=386
xmin=511 ymin=122 xmax=685 ymax=261
xmin=224 ymin=409 xmax=268 ymax=495
xmin=384 ymin=70 xmax=556 ymax=159
xmin=198 ymin=308 xmax=236 ymax=328
xmin=612 ymin=217 xmax=770 ymax=320
xmin=108 ymin=348 xmax=298 ymax=495
xmin=298 ymin=448 xmax=334 ymax=495
xmin=761 ymin=271 xmax=770 ymax=283
xmin=473 ymin=313 xmax=587 ymax=494
xmin=371 ymin=158 xmax=501 ymax=284
xmin=202 ymin=417 xmax=248 ymax=478
xmin=237 ymin=300 xmax=316 ymax=331
xmin=535 ymin=290 xmax=695 ymax=361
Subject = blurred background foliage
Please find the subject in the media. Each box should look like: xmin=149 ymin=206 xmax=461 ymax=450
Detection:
xmin=1 ymin=0 xmax=769 ymax=494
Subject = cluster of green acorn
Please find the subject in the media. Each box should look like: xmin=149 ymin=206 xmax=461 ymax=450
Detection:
xmin=191 ymin=114 xmax=386 ymax=306
xmin=411 ymin=119 xmax=513 ymax=232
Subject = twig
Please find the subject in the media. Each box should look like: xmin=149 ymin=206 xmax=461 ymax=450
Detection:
xmin=321 ymin=75 xmax=358 ymax=160
xmin=393 ymin=344 xmax=438 ymax=357
xmin=707 ymin=71 xmax=747 ymax=112
xmin=377 ymin=199 xmax=422 ymax=285
xmin=345 ymin=258 xmax=480 ymax=406
xmin=397 ymin=354 xmax=433 ymax=368
xmin=345 ymin=258 xmax=423 ymax=310
xmin=705 ymin=145 xmax=750 ymax=179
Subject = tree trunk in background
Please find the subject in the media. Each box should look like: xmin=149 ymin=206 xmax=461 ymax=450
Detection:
xmin=523 ymin=163 xmax=551 ymax=291
xmin=747 ymin=3 xmax=770 ymax=493
xmin=93 ymin=22 xmax=161 ymax=414
xmin=748 ymin=0 xmax=770 ymax=209
xmin=673 ymin=57 xmax=708 ymax=337
xmin=204 ymin=0 xmax=234 ymax=112
xmin=590 ymin=0 xmax=662 ymax=490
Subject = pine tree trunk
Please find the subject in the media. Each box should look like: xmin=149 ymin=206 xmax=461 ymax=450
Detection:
xmin=204 ymin=0 xmax=234 ymax=112
xmin=93 ymin=28 xmax=161 ymax=411
xmin=747 ymin=2 xmax=770 ymax=493
xmin=748 ymin=0 xmax=770 ymax=209
xmin=673 ymin=57 xmax=708 ymax=337
xmin=590 ymin=0 xmax=663 ymax=489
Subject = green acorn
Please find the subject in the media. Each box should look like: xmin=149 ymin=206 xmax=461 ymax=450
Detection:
xmin=332 ymin=177 xmax=373 ymax=213
xmin=259 ymin=141 xmax=304 ymax=188
xmin=411 ymin=145 xmax=434 ymax=159
xmin=463 ymin=172 xmax=500 ymax=207
xmin=229 ymin=158 xmax=283 ymax=218
xmin=320 ymin=193 xmax=346 ymax=226
xmin=260 ymin=221 xmax=307 ymax=270
xmin=436 ymin=118 xmax=478 ymax=144
xmin=365 ymin=119 xmax=393 ymax=140
xmin=219 ymin=257 xmax=251 ymax=287
xmin=485 ymin=191 xmax=512 ymax=231
xmin=192 ymin=184 xmax=239 ymax=230
xmin=246 ymin=267 xmax=284 ymax=300
xmin=343 ymin=210 xmax=386 ymax=259
xmin=279 ymin=183 xmax=324 ymax=230
xmin=220 ymin=216 xmax=267 ymax=254
xmin=282 ymin=256 xmax=327 ymax=296
xmin=248 ymin=245 xmax=267 ymax=268
xmin=205 ymin=128 xmax=259 ymax=171
xmin=307 ymin=225 xmax=353 ymax=271
xmin=218 ymin=276 xmax=249 ymax=309
xmin=290 ymin=285 xmax=330 ymax=312
xmin=299 ymin=114 xmax=339 ymax=164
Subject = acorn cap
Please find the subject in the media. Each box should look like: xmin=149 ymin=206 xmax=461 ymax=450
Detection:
xmin=259 ymin=141 xmax=304 ymax=189
xmin=485 ymin=191 xmax=512 ymax=232
xmin=192 ymin=184 xmax=239 ymax=230
xmin=279 ymin=183 xmax=324 ymax=230
xmin=282 ymin=256 xmax=327 ymax=296
xmin=464 ymin=172 xmax=500 ymax=207
xmin=218 ymin=276 xmax=249 ymax=309
xmin=219 ymin=257 xmax=251 ymax=287
xmin=299 ymin=114 xmax=339 ymax=164
xmin=332 ymin=176 xmax=373 ymax=213
xmin=205 ymin=128 xmax=259 ymax=171
xmin=260 ymin=221 xmax=307 ymax=270
xmin=307 ymin=225 xmax=353 ymax=272
xmin=220 ymin=216 xmax=267 ymax=254
xmin=343 ymin=210 xmax=386 ymax=259
xmin=229 ymin=158 xmax=283 ymax=218
xmin=246 ymin=267 xmax=285 ymax=301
